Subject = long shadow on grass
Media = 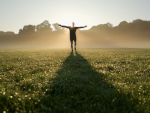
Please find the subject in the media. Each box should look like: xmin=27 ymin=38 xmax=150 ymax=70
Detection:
xmin=42 ymin=51 xmax=137 ymax=113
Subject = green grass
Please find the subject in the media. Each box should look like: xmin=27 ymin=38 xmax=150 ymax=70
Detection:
xmin=0 ymin=48 xmax=150 ymax=113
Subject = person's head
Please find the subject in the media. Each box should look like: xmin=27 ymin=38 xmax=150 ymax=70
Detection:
xmin=72 ymin=22 xmax=75 ymax=27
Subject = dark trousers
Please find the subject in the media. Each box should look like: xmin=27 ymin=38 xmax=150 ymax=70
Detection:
xmin=71 ymin=39 xmax=76 ymax=50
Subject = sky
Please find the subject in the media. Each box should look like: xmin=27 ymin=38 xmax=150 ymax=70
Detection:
xmin=0 ymin=0 xmax=150 ymax=34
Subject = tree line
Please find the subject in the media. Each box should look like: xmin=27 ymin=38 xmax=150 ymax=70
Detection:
xmin=0 ymin=19 xmax=150 ymax=36
xmin=0 ymin=19 xmax=150 ymax=48
xmin=0 ymin=20 xmax=62 ymax=37
xmin=83 ymin=19 xmax=150 ymax=47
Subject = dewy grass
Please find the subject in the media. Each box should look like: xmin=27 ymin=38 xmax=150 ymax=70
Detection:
xmin=0 ymin=48 xmax=150 ymax=113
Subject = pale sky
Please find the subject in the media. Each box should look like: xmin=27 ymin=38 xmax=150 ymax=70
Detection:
xmin=0 ymin=0 xmax=150 ymax=34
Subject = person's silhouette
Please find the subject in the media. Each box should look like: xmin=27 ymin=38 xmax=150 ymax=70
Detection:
xmin=58 ymin=22 xmax=87 ymax=51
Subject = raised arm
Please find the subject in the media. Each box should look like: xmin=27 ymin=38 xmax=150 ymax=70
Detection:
xmin=58 ymin=24 xmax=70 ymax=28
xmin=76 ymin=25 xmax=87 ymax=29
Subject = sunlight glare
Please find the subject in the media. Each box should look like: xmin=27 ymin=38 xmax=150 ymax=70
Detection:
xmin=61 ymin=18 xmax=83 ymax=27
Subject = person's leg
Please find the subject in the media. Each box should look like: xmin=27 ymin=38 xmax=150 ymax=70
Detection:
xmin=74 ymin=40 xmax=76 ymax=50
xmin=71 ymin=41 xmax=73 ymax=51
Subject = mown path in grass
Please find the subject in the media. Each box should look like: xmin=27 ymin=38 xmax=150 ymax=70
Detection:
xmin=41 ymin=51 xmax=138 ymax=113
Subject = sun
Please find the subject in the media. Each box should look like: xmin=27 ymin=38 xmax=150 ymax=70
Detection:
xmin=61 ymin=18 xmax=83 ymax=27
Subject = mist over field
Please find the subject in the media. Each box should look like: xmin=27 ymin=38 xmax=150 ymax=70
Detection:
xmin=0 ymin=19 xmax=150 ymax=48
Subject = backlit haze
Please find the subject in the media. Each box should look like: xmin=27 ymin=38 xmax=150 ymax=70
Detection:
xmin=1 ymin=0 xmax=150 ymax=33
xmin=0 ymin=0 xmax=150 ymax=48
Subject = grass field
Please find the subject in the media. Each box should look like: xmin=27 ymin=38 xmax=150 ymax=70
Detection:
xmin=0 ymin=48 xmax=150 ymax=113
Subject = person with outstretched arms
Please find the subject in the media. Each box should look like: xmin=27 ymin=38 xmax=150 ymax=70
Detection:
xmin=58 ymin=22 xmax=87 ymax=51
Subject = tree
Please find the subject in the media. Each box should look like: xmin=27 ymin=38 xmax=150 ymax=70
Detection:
xmin=0 ymin=31 xmax=5 ymax=36
xmin=19 ymin=25 xmax=35 ymax=35
xmin=106 ymin=22 xmax=113 ymax=28
xmin=132 ymin=19 xmax=142 ymax=24
xmin=19 ymin=29 xmax=23 ymax=35
xmin=23 ymin=25 xmax=35 ymax=32
xmin=119 ymin=21 xmax=128 ymax=26
xmin=52 ymin=23 xmax=62 ymax=31
xmin=36 ymin=20 xmax=52 ymax=32
xmin=5 ymin=32 xmax=15 ymax=35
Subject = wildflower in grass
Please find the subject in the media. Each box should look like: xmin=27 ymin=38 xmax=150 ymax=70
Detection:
xmin=9 ymin=96 xmax=13 ymax=98
xmin=3 ymin=92 xmax=5 ymax=95
xmin=46 ymin=89 xmax=49 ymax=91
